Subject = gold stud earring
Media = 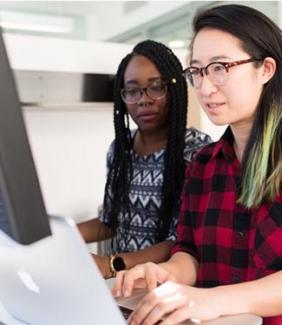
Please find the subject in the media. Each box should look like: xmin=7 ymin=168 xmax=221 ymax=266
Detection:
xmin=171 ymin=78 xmax=177 ymax=84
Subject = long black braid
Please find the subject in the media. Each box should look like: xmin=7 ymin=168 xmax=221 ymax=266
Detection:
xmin=103 ymin=40 xmax=188 ymax=244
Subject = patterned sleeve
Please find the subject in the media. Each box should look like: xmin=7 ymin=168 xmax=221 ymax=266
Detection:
xmin=98 ymin=140 xmax=115 ymax=226
xmin=254 ymin=193 xmax=282 ymax=276
xmin=184 ymin=127 xmax=212 ymax=164
xmin=165 ymin=128 xmax=212 ymax=242
xmin=171 ymin=162 xmax=199 ymax=261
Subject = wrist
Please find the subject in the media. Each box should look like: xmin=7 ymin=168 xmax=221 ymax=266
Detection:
xmin=93 ymin=254 xmax=112 ymax=279
xmin=104 ymin=255 xmax=114 ymax=279
xmin=213 ymin=284 xmax=250 ymax=316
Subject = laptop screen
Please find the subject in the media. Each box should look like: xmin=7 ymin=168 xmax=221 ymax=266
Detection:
xmin=0 ymin=29 xmax=51 ymax=244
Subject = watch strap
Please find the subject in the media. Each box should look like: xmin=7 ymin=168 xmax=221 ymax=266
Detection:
xmin=109 ymin=254 xmax=117 ymax=277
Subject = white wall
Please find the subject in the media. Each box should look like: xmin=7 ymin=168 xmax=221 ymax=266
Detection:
xmin=23 ymin=105 xmax=114 ymax=223
xmin=4 ymin=33 xmax=132 ymax=74
xmin=279 ymin=1 xmax=282 ymax=27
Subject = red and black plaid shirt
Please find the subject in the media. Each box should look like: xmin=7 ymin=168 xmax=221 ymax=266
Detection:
xmin=172 ymin=127 xmax=282 ymax=325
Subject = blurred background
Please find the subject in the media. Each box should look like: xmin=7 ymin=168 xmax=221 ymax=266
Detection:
xmin=0 ymin=1 xmax=280 ymax=227
xmin=0 ymin=1 xmax=279 ymax=46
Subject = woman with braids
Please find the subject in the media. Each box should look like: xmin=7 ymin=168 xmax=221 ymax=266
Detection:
xmin=113 ymin=4 xmax=282 ymax=325
xmin=78 ymin=40 xmax=211 ymax=279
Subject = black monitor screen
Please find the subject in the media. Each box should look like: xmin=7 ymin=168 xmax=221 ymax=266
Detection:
xmin=0 ymin=29 xmax=51 ymax=244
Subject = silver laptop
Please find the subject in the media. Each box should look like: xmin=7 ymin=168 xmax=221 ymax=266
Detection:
xmin=0 ymin=215 xmax=126 ymax=325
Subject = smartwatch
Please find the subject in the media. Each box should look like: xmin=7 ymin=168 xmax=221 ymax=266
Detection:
xmin=109 ymin=254 xmax=126 ymax=277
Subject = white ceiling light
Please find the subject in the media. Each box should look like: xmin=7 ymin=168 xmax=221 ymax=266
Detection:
xmin=0 ymin=10 xmax=73 ymax=34
xmin=168 ymin=40 xmax=185 ymax=49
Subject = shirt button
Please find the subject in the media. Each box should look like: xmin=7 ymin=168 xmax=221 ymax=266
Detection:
xmin=232 ymin=274 xmax=240 ymax=283
xmin=235 ymin=231 xmax=244 ymax=238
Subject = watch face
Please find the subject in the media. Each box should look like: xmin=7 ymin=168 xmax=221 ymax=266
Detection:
xmin=113 ymin=256 xmax=125 ymax=271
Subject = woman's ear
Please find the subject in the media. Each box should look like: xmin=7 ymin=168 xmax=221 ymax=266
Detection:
xmin=260 ymin=57 xmax=276 ymax=84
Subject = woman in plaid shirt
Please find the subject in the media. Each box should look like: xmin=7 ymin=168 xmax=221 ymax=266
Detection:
xmin=113 ymin=4 xmax=282 ymax=325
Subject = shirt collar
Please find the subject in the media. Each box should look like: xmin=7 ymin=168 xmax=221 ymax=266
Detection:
xmin=211 ymin=127 xmax=238 ymax=164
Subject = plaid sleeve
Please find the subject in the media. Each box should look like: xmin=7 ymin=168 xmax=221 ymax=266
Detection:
xmin=254 ymin=193 xmax=282 ymax=275
xmin=171 ymin=162 xmax=199 ymax=261
xmin=98 ymin=140 xmax=115 ymax=226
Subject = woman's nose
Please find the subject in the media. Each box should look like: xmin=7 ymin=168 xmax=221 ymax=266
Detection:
xmin=198 ymin=75 xmax=218 ymax=97
xmin=137 ymin=89 xmax=152 ymax=104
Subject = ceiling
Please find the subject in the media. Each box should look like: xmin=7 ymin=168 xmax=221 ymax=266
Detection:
xmin=0 ymin=1 xmax=279 ymax=48
xmin=0 ymin=1 xmax=114 ymax=16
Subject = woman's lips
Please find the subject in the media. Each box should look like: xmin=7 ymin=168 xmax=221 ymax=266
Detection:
xmin=137 ymin=112 xmax=158 ymax=121
xmin=206 ymin=102 xmax=225 ymax=112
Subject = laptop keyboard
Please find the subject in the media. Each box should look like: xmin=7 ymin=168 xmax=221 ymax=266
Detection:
xmin=119 ymin=306 xmax=132 ymax=320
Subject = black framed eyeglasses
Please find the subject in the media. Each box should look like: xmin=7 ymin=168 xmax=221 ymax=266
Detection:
xmin=121 ymin=79 xmax=168 ymax=104
xmin=183 ymin=58 xmax=262 ymax=89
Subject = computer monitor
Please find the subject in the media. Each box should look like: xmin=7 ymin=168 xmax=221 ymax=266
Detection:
xmin=0 ymin=29 xmax=51 ymax=244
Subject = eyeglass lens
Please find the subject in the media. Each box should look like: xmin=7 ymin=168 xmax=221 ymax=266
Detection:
xmin=121 ymin=80 xmax=167 ymax=103
xmin=186 ymin=63 xmax=228 ymax=88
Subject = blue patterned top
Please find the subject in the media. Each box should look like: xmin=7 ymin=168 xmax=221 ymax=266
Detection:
xmin=99 ymin=128 xmax=212 ymax=253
